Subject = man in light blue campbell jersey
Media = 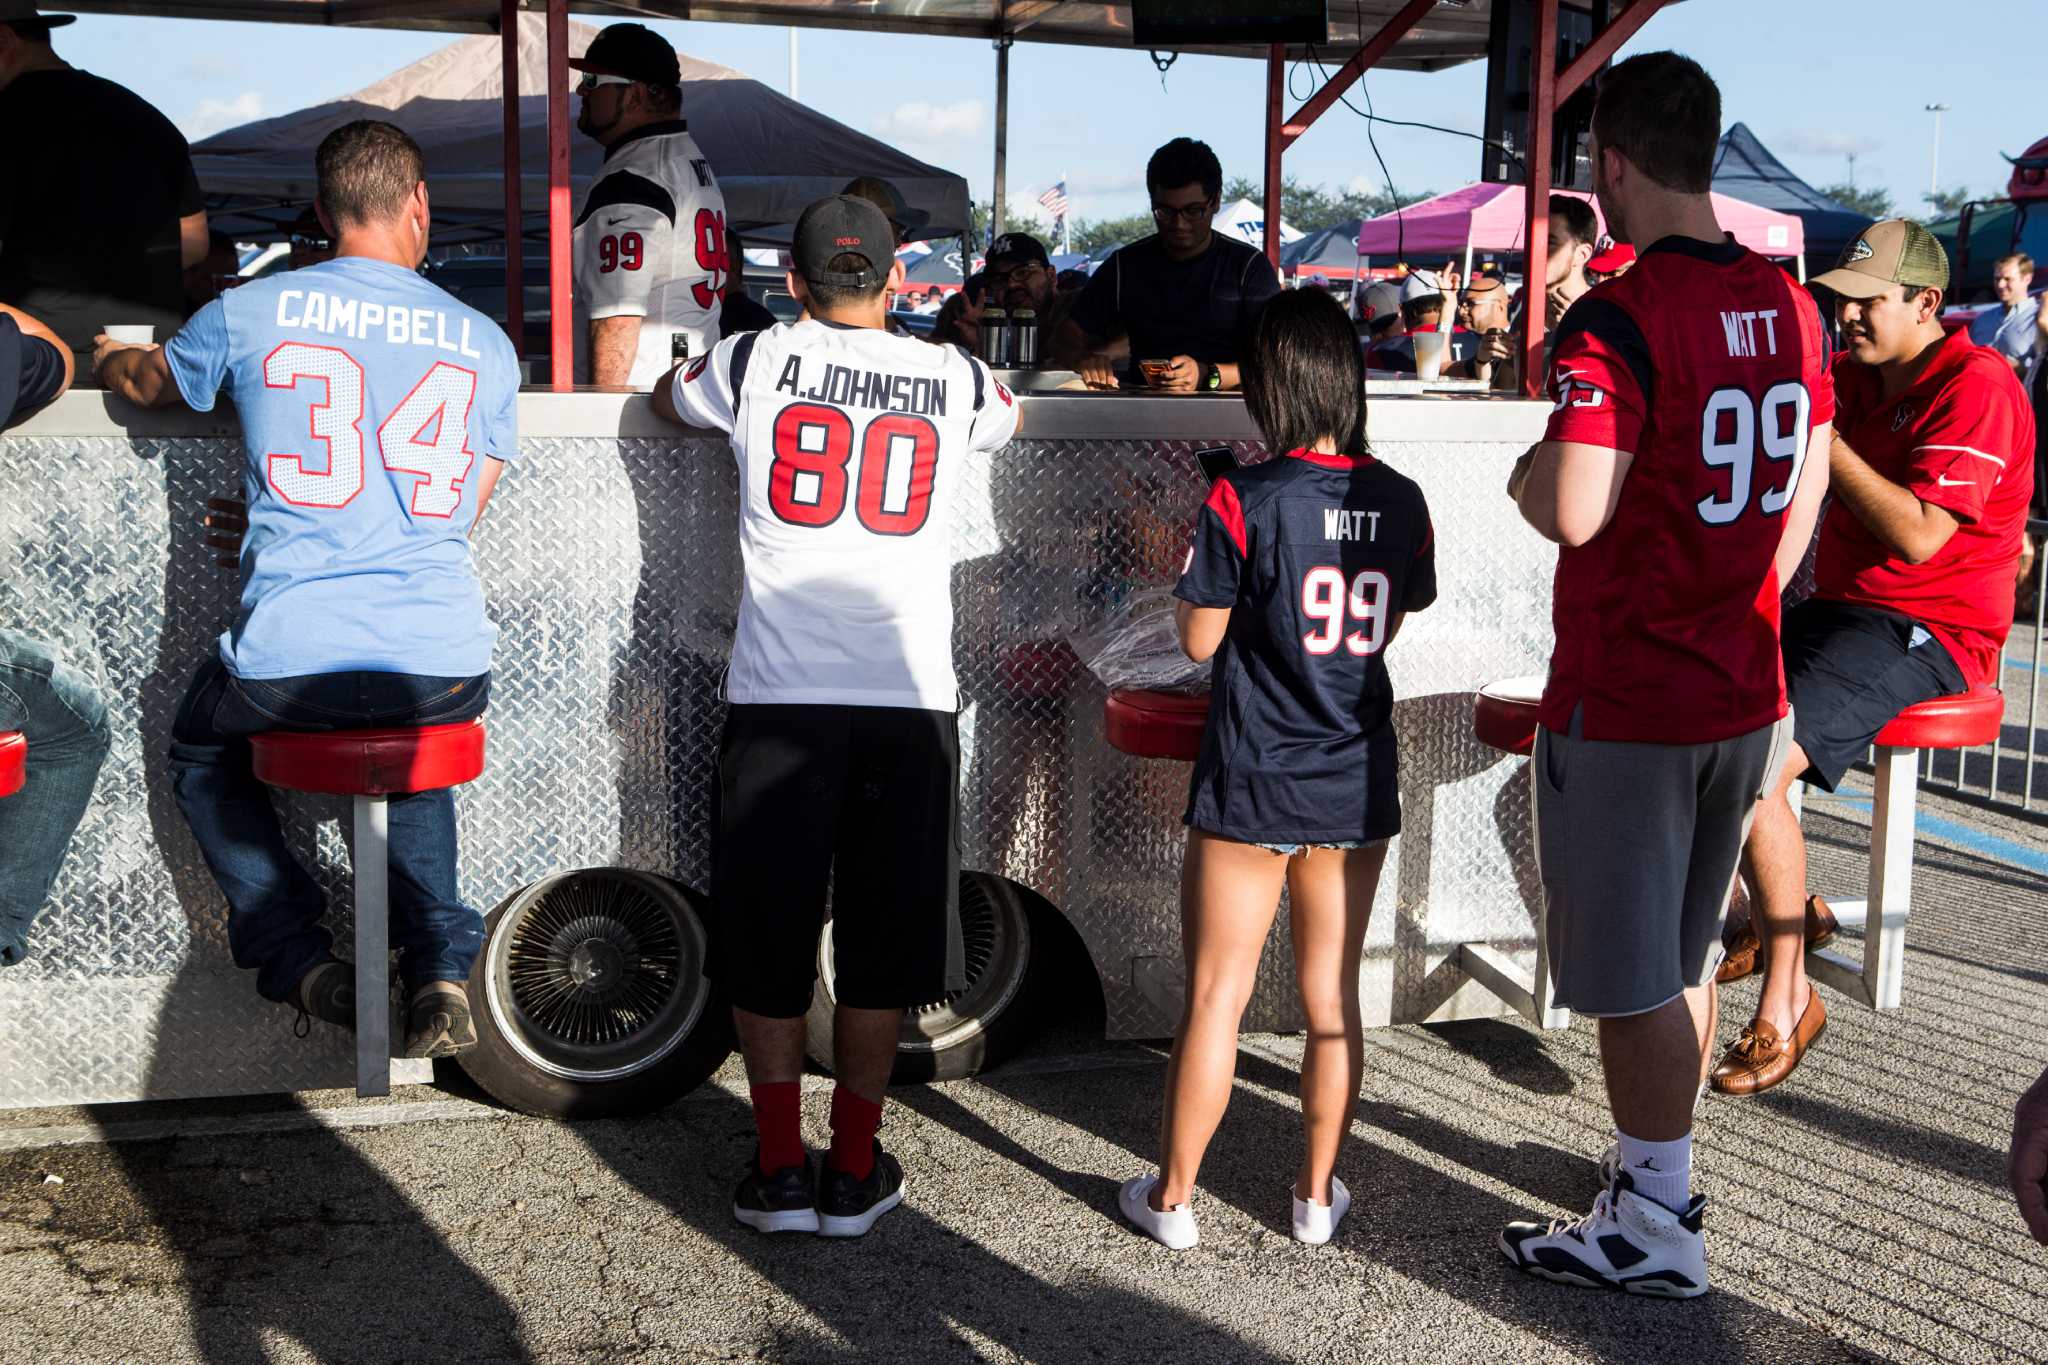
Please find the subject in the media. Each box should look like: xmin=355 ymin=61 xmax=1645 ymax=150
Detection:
xmin=95 ymin=120 xmax=521 ymax=1058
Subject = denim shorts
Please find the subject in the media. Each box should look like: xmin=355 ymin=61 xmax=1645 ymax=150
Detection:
xmin=1251 ymin=838 xmax=1389 ymax=857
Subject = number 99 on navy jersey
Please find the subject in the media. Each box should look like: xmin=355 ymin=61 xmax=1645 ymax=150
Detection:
xmin=1173 ymin=448 xmax=1436 ymax=844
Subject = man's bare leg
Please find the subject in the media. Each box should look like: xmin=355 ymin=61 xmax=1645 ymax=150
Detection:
xmin=1743 ymin=743 xmax=1815 ymax=1039
xmin=1604 ymin=983 xmax=1714 ymax=1144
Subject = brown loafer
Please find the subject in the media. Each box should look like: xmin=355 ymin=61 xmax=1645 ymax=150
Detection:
xmin=1716 ymin=895 xmax=1841 ymax=984
xmin=1710 ymin=991 xmax=1827 ymax=1096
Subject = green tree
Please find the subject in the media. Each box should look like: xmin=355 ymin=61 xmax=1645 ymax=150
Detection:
xmin=1223 ymin=173 xmax=1433 ymax=233
xmin=1922 ymin=186 xmax=1974 ymax=217
xmin=1819 ymin=182 xmax=1894 ymax=219
xmin=1069 ymin=214 xmax=1154 ymax=254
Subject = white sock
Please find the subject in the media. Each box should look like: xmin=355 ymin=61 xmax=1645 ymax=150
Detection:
xmin=1615 ymin=1130 xmax=1692 ymax=1213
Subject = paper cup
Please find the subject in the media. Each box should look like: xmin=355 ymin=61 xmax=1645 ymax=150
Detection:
xmin=103 ymin=325 xmax=155 ymax=346
xmin=1413 ymin=329 xmax=1449 ymax=381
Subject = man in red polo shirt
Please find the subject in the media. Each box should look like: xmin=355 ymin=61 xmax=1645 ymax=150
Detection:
xmin=1712 ymin=220 xmax=2034 ymax=1096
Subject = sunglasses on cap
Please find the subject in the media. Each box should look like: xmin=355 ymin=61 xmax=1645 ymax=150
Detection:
xmin=575 ymin=73 xmax=635 ymax=94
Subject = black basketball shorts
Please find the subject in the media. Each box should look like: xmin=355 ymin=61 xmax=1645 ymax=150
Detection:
xmin=711 ymin=703 xmax=964 ymax=1019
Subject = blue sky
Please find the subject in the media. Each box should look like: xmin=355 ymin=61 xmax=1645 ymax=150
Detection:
xmin=51 ymin=0 xmax=2042 ymax=234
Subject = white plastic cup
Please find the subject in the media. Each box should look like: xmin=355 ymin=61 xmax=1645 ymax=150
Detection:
xmin=1413 ymin=329 xmax=1449 ymax=381
xmin=103 ymin=325 xmax=155 ymax=346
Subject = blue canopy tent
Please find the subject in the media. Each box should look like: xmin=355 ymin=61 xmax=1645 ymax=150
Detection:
xmin=1712 ymin=123 xmax=1873 ymax=270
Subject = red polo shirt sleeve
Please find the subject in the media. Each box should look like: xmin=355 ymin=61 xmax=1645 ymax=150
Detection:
xmin=1901 ymin=355 xmax=2022 ymax=524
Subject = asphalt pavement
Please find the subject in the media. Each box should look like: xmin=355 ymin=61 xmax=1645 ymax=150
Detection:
xmin=1 ymin=789 xmax=2043 ymax=1364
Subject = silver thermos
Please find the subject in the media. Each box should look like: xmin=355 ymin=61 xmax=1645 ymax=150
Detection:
xmin=980 ymin=306 xmax=1011 ymax=369
xmin=1010 ymin=307 xmax=1038 ymax=370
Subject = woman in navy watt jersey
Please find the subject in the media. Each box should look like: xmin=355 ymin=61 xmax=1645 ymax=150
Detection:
xmin=1119 ymin=288 xmax=1437 ymax=1250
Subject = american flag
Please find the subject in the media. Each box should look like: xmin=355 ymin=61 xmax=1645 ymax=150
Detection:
xmin=1038 ymin=181 xmax=1069 ymax=224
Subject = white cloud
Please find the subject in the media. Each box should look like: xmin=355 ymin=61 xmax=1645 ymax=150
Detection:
xmin=870 ymin=98 xmax=985 ymax=148
xmin=1776 ymin=130 xmax=1881 ymax=159
xmin=185 ymin=90 xmax=264 ymax=141
xmin=1068 ymin=171 xmax=1143 ymax=195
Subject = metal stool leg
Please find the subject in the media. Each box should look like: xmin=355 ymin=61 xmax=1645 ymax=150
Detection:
xmin=1804 ymin=743 xmax=1916 ymax=1010
xmin=353 ymin=793 xmax=391 ymax=1097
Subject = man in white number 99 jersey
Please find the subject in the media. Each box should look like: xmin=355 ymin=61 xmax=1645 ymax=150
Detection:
xmin=95 ymin=121 xmax=521 ymax=1064
xmin=655 ymin=194 xmax=1017 ymax=1239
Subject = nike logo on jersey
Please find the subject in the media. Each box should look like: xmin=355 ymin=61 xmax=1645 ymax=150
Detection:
xmin=774 ymin=355 xmax=949 ymax=417
xmin=606 ymin=216 xmax=631 ymax=227
xmin=1935 ymin=475 xmax=1974 ymax=487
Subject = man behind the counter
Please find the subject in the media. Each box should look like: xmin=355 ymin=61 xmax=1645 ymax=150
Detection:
xmin=1054 ymin=138 xmax=1279 ymax=392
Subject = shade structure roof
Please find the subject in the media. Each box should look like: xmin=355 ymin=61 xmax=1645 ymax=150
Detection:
xmin=1353 ymin=181 xmax=1804 ymax=260
xmin=55 ymin=0 xmax=1497 ymax=69
xmin=1712 ymin=122 xmax=1873 ymax=264
xmin=188 ymin=14 xmax=970 ymax=244
xmin=1213 ymin=198 xmax=1302 ymax=251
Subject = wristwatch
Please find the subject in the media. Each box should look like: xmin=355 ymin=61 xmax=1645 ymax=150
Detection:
xmin=1200 ymin=363 xmax=1222 ymax=391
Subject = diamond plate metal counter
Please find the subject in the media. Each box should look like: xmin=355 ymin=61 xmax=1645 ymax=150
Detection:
xmin=0 ymin=397 xmax=1555 ymax=1106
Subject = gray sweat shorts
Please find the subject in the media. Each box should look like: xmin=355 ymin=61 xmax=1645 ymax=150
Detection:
xmin=1532 ymin=712 xmax=1791 ymax=1018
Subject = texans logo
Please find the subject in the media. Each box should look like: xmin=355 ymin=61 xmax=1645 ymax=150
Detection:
xmin=683 ymin=356 xmax=710 ymax=384
xmin=995 ymin=381 xmax=1014 ymax=408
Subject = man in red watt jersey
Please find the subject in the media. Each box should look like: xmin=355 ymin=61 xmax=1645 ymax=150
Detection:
xmin=1496 ymin=52 xmax=1834 ymax=1298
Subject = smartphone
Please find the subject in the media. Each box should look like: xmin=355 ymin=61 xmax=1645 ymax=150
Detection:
xmin=1138 ymin=358 xmax=1174 ymax=387
xmin=1195 ymin=446 xmax=1237 ymax=485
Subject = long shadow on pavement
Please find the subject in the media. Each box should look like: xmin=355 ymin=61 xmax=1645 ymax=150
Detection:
xmin=945 ymin=1045 xmax=1889 ymax=1363
xmin=575 ymin=1087 xmax=1288 ymax=1364
xmin=61 ymin=1101 xmax=531 ymax=1365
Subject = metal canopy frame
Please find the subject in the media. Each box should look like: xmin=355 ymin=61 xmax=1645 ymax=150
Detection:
xmin=1263 ymin=0 xmax=1672 ymax=398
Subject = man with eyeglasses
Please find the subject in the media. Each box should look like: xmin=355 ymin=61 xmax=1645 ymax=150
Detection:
xmin=984 ymin=231 xmax=1075 ymax=359
xmin=1055 ymin=138 xmax=1279 ymax=392
xmin=570 ymin=23 xmax=728 ymax=389
xmin=1453 ymin=272 xmax=1518 ymax=390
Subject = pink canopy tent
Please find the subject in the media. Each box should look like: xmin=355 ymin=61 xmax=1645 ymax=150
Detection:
xmin=1355 ymin=181 xmax=1804 ymax=262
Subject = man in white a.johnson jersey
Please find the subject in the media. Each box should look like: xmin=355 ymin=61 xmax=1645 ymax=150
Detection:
xmin=654 ymin=195 xmax=1019 ymax=1239
xmin=95 ymin=121 xmax=521 ymax=1061
xmin=571 ymin=23 xmax=728 ymax=388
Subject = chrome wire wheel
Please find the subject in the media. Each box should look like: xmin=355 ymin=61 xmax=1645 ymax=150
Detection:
xmin=483 ymin=869 xmax=710 ymax=1082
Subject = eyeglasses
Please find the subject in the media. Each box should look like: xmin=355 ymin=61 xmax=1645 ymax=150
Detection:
xmin=985 ymin=261 xmax=1044 ymax=285
xmin=1151 ymin=199 xmax=1215 ymax=225
xmin=575 ymin=73 xmax=635 ymax=94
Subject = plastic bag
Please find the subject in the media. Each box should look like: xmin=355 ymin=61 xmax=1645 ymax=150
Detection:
xmin=1069 ymin=588 xmax=1211 ymax=695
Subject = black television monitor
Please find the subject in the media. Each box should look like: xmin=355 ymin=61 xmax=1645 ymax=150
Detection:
xmin=1481 ymin=0 xmax=1607 ymax=192
xmin=1131 ymin=0 xmax=1328 ymax=47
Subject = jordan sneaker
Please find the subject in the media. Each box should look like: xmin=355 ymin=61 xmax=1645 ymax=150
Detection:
xmin=1499 ymin=1170 xmax=1709 ymax=1299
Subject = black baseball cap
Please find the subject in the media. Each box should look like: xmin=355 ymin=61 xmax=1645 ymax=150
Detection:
xmin=569 ymin=24 xmax=680 ymax=88
xmin=0 ymin=2 xmax=76 ymax=27
xmin=986 ymin=232 xmax=1049 ymax=270
xmin=792 ymin=195 xmax=894 ymax=289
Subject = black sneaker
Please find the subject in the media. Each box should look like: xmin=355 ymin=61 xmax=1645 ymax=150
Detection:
xmin=818 ymin=1142 xmax=905 ymax=1238
xmin=733 ymin=1151 xmax=821 ymax=1234
xmin=292 ymin=960 xmax=356 ymax=1038
xmin=402 ymin=982 xmax=477 ymax=1058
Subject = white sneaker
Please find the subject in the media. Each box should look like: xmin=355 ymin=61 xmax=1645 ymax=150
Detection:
xmin=1291 ymin=1175 xmax=1350 ymax=1245
xmin=1498 ymin=1171 xmax=1709 ymax=1298
xmin=1119 ymin=1174 xmax=1198 ymax=1250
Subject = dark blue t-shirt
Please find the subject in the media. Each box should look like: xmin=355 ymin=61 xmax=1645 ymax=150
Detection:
xmin=0 ymin=314 xmax=66 ymax=427
xmin=1174 ymin=448 xmax=1437 ymax=843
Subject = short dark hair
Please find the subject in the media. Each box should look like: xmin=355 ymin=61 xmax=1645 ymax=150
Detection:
xmin=1590 ymin=51 xmax=1719 ymax=194
xmin=1549 ymin=194 xmax=1598 ymax=248
xmin=1146 ymin=137 xmax=1222 ymax=201
xmin=1242 ymin=287 xmax=1366 ymax=459
xmin=1399 ymin=296 xmax=1441 ymax=328
xmin=642 ymin=82 xmax=681 ymax=116
xmin=1901 ymin=282 xmax=1945 ymax=308
xmin=315 ymin=120 xmax=427 ymax=230
xmin=805 ymin=252 xmax=886 ymax=311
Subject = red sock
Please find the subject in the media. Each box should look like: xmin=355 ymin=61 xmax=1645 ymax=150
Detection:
xmin=750 ymin=1082 xmax=804 ymax=1175
xmin=827 ymin=1086 xmax=882 ymax=1179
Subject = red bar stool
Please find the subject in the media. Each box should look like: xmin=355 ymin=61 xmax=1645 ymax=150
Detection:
xmin=249 ymin=719 xmax=487 ymax=1097
xmin=1461 ymin=676 xmax=1570 ymax=1030
xmin=0 ymin=732 xmax=25 ymax=798
xmin=1103 ymin=689 xmax=1209 ymax=761
xmin=1806 ymin=686 xmax=2004 ymax=1010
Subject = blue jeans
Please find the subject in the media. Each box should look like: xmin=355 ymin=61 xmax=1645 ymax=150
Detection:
xmin=169 ymin=658 xmax=490 ymax=1003
xmin=0 ymin=631 xmax=112 ymax=966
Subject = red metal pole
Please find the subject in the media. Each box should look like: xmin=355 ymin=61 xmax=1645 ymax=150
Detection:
xmin=1263 ymin=43 xmax=1284 ymax=273
xmin=546 ymin=0 xmax=571 ymax=392
xmin=500 ymin=0 xmax=524 ymax=365
xmin=1520 ymin=0 xmax=1558 ymax=398
xmin=1280 ymin=0 xmax=1435 ymax=150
